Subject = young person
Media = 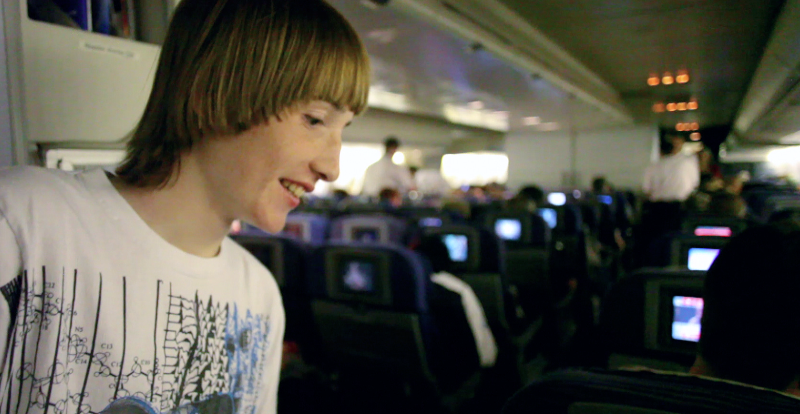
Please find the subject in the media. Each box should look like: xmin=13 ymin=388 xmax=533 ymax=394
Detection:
xmin=0 ymin=0 xmax=370 ymax=412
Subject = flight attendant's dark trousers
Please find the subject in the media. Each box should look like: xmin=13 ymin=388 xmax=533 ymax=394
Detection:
xmin=638 ymin=201 xmax=684 ymax=265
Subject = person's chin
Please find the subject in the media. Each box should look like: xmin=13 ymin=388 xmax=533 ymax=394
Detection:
xmin=251 ymin=209 xmax=288 ymax=234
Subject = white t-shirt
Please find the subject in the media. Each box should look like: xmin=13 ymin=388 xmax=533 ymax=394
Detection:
xmin=431 ymin=272 xmax=497 ymax=368
xmin=643 ymin=153 xmax=700 ymax=202
xmin=361 ymin=155 xmax=414 ymax=197
xmin=0 ymin=167 xmax=284 ymax=414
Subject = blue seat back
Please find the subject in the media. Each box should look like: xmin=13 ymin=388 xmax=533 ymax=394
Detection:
xmin=330 ymin=213 xmax=410 ymax=245
xmin=284 ymin=212 xmax=330 ymax=244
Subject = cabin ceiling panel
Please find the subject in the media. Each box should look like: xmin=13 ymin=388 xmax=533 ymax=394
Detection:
xmin=497 ymin=0 xmax=785 ymax=131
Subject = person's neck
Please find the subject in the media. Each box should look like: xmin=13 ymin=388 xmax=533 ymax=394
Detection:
xmin=110 ymin=158 xmax=231 ymax=258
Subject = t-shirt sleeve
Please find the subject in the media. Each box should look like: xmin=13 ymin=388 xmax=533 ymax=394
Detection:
xmin=259 ymin=290 xmax=285 ymax=414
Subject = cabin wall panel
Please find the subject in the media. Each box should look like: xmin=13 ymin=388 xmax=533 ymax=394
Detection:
xmin=506 ymin=125 xmax=656 ymax=190
xmin=0 ymin=4 xmax=13 ymax=168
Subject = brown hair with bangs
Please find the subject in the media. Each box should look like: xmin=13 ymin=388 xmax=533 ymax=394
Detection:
xmin=116 ymin=0 xmax=371 ymax=188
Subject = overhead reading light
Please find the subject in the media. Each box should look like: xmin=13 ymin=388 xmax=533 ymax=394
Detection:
xmin=677 ymin=102 xmax=687 ymax=111
xmin=687 ymin=98 xmax=699 ymax=110
xmin=647 ymin=74 xmax=660 ymax=86
xmin=662 ymin=72 xmax=674 ymax=85
xmin=676 ymin=123 xmax=685 ymax=131
xmin=652 ymin=102 xmax=666 ymax=113
xmin=690 ymin=122 xmax=700 ymax=131
xmin=690 ymin=132 xmax=701 ymax=141
xmin=676 ymin=70 xmax=690 ymax=84
xmin=666 ymin=103 xmax=677 ymax=112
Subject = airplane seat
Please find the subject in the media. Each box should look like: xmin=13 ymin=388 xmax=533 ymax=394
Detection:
xmin=486 ymin=211 xmax=552 ymax=320
xmin=762 ymin=194 xmax=800 ymax=224
xmin=283 ymin=212 xmax=331 ymax=244
xmin=231 ymin=234 xmax=313 ymax=347
xmin=501 ymin=368 xmax=800 ymax=414
xmin=669 ymin=235 xmax=730 ymax=271
xmin=599 ymin=268 xmax=705 ymax=371
xmin=578 ymin=203 xmax=601 ymax=236
xmin=644 ymin=231 xmax=685 ymax=268
xmin=329 ymin=213 xmax=410 ymax=246
xmin=419 ymin=224 xmax=520 ymax=334
xmin=304 ymin=242 xmax=482 ymax=400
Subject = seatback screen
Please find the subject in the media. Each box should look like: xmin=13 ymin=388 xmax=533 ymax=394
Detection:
xmin=687 ymin=248 xmax=720 ymax=271
xmin=495 ymin=219 xmax=522 ymax=241
xmin=694 ymin=226 xmax=733 ymax=237
xmin=672 ymin=296 xmax=703 ymax=342
xmin=442 ymin=234 xmax=469 ymax=262
xmin=419 ymin=217 xmax=443 ymax=228
xmin=352 ymin=227 xmax=379 ymax=243
xmin=537 ymin=208 xmax=557 ymax=229
xmin=547 ymin=192 xmax=567 ymax=206
xmin=283 ymin=222 xmax=305 ymax=239
xmin=341 ymin=260 xmax=376 ymax=293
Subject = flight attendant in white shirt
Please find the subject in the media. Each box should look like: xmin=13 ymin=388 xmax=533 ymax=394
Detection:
xmin=361 ymin=137 xmax=416 ymax=197
xmin=639 ymin=134 xmax=701 ymax=264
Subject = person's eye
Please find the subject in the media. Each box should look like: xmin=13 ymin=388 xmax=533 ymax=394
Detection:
xmin=305 ymin=115 xmax=324 ymax=126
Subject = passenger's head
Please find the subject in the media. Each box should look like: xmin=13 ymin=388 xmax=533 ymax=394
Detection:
xmin=708 ymin=193 xmax=747 ymax=218
xmin=592 ymin=176 xmax=610 ymax=194
xmin=724 ymin=175 xmax=744 ymax=195
xmin=415 ymin=234 xmax=453 ymax=273
xmin=517 ymin=185 xmax=545 ymax=207
xmin=378 ymin=187 xmax=402 ymax=208
xmin=693 ymin=223 xmax=800 ymax=392
xmin=116 ymin=0 xmax=370 ymax=189
xmin=384 ymin=136 xmax=400 ymax=155
xmin=670 ymin=135 xmax=686 ymax=154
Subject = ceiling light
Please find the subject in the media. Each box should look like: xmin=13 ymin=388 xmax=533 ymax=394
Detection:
xmin=666 ymin=103 xmax=677 ymax=112
xmin=392 ymin=151 xmax=406 ymax=165
xmin=676 ymin=123 xmax=685 ymax=131
xmin=690 ymin=132 xmax=701 ymax=141
xmin=676 ymin=70 xmax=690 ymax=84
xmin=468 ymin=101 xmax=484 ymax=110
xmin=677 ymin=102 xmax=687 ymax=111
xmin=523 ymin=116 xmax=541 ymax=126
xmin=687 ymin=99 xmax=699 ymax=110
xmin=662 ymin=72 xmax=674 ymax=85
xmin=691 ymin=122 xmax=700 ymax=131
xmin=652 ymin=102 xmax=665 ymax=113
xmin=647 ymin=74 xmax=660 ymax=86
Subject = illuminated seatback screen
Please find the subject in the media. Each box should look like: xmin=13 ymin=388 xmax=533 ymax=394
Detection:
xmin=672 ymin=296 xmax=703 ymax=342
xmin=442 ymin=234 xmax=469 ymax=262
xmin=694 ymin=226 xmax=733 ymax=237
xmin=687 ymin=248 xmax=720 ymax=271
xmin=495 ymin=219 xmax=522 ymax=241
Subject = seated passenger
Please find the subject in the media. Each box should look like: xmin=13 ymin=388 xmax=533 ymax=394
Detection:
xmin=707 ymin=192 xmax=747 ymax=218
xmin=378 ymin=187 xmax=403 ymax=209
xmin=415 ymin=235 xmax=498 ymax=368
xmin=690 ymin=222 xmax=800 ymax=394
xmin=507 ymin=184 xmax=545 ymax=212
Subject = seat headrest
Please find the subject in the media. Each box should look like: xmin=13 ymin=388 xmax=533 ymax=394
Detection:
xmin=422 ymin=224 xmax=505 ymax=274
xmin=330 ymin=213 xmax=409 ymax=245
xmin=284 ymin=212 xmax=330 ymax=244
xmin=502 ymin=368 xmax=800 ymax=414
xmin=600 ymin=269 xmax=705 ymax=360
xmin=305 ymin=242 xmax=432 ymax=312
xmin=232 ymin=234 xmax=309 ymax=292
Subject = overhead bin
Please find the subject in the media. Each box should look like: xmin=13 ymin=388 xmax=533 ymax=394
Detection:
xmin=732 ymin=0 xmax=800 ymax=144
